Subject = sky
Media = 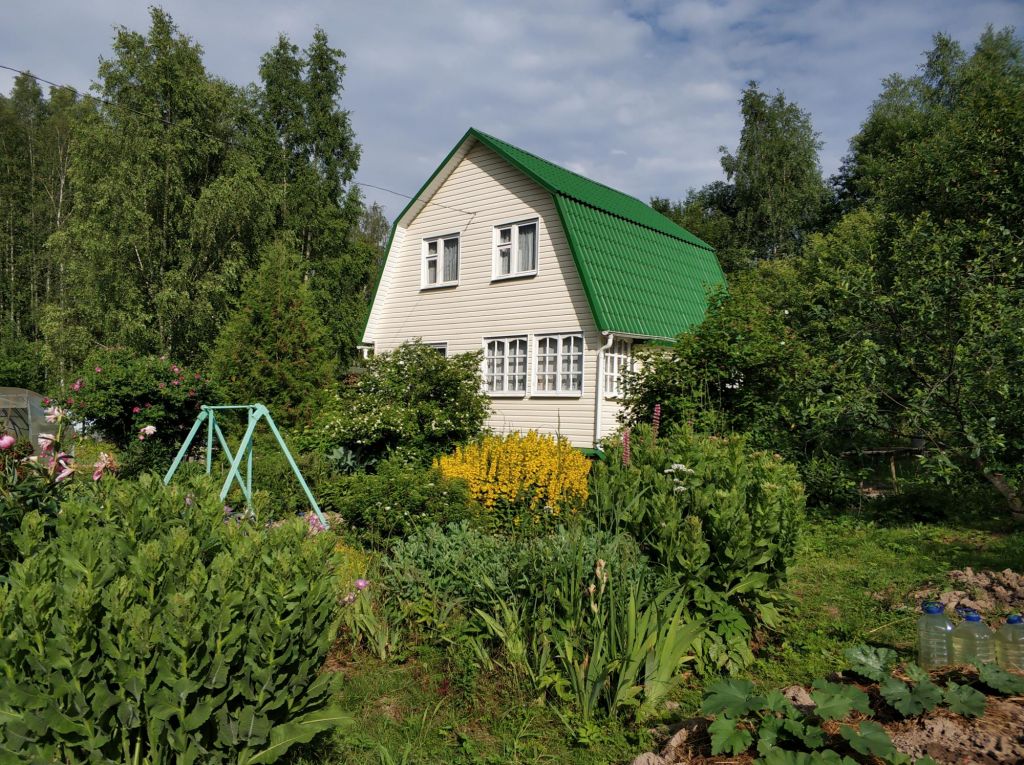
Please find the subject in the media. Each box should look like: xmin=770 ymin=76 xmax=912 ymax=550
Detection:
xmin=2 ymin=0 xmax=1022 ymax=221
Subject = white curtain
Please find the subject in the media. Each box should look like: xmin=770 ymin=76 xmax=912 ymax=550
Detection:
xmin=443 ymin=238 xmax=459 ymax=281
xmin=518 ymin=224 xmax=536 ymax=272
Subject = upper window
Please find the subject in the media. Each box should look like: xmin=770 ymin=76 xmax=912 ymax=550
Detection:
xmin=493 ymin=220 xmax=538 ymax=279
xmin=484 ymin=337 xmax=528 ymax=395
xmin=603 ymin=339 xmax=632 ymax=398
xmin=423 ymin=234 xmax=459 ymax=287
xmin=535 ymin=333 xmax=583 ymax=395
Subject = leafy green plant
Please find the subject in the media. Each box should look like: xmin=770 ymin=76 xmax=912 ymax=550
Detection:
xmin=843 ymin=644 xmax=899 ymax=681
xmin=942 ymin=682 xmax=986 ymax=717
xmin=591 ymin=424 xmax=804 ymax=673
xmin=304 ymin=341 xmax=490 ymax=466
xmin=60 ymin=347 xmax=218 ymax=476
xmin=321 ymin=457 xmax=475 ymax=545
xmin=978 ymin=662 xmax=1024 ymax=695
xmin=0 ymin=474 xmax=347 ymax=763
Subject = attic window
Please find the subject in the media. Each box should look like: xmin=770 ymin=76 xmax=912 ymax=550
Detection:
xmin=423 ymin=234 xmax=459 ymax=288
xmin=493 ymin=220 xmax=538 ymax=279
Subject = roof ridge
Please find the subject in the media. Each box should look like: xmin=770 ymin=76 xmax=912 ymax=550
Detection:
xmin=470 ymin=128 xmax=713 ymax=251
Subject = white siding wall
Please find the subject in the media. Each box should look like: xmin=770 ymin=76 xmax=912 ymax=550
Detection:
xmin=365 ymin=142 xmax=610 ymax=446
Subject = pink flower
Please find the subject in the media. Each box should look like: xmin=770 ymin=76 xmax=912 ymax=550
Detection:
xmin=0 ymin=434 xmax=15 ymax=450
xmin=355 ymin=578 xmax=369 ymax=591
xmin=66 ymin=397 xmax=74 ymax=405
xmin=42 ymin=397 xmax=51 ymax=405
xmin=44 ymin=406 xmax=66 ymax=423
xmin=188 ymin=389 xmax=196 ymax=397
xmin=138 ymin=425 xmax=157 ymax=441
xmin=172 ymin=379 xmax=180 ymax=386
xmin=622 ymin=428 xmax=631 ymax=467
xmin=38 ymin=433 xmax=56 ymax=453
xmin=171 ymin=365 xmax=180 ymax=373
xmin=70 ymin=379 xmax=82 ymax=392
xmin=92 ymin=451 xmax=116 ymax=481
xmin=132 ymin=406 xmax=141 ymax=414
xmin=94 ymin=366 xmax=102 ymax=373
xmin=144 ymin=402 xmax=152 ymax=408
xmin=652 ymin=403 xmax=662 ymax=440
xmin=194 ymin=373 xmax=201 ymax=380
xmin=138 ymin=434 xmax=145 ymax=440
xmin=158 ymin=382 xmax=165 ymax=389
xmin=54 ymin=453 xmax=74 ymax=482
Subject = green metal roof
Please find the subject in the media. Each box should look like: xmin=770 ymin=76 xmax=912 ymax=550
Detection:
xmin=470 ymin=130 xmax=725 ymax=339
xmin=364 ymin=129 xmax=726 ymax=342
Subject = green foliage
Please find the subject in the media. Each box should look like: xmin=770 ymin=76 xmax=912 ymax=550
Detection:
xmin=62 ymin=347 xmax=215 ymax=456
xmin=809 ymin=680 xmax=871 ymax=721
xmin=210 ymin=239 xmax=334 ymax=428
xmin=0 ymin=474 xmax=346 ymax=762
xmin=708 ymin=715 xmax=753 ymax=756
xmin=843 ymin=644 xmax=899 ymax=682
xmin=0 ymin=332 xmax=46 ymax=390
xmin=978 ymin=662 xmax=1024 ymax=695
xmin=321 ymin=458 xmax=475 ymax=545
xmin=942 ymin=682 xmax=986 ymax=718
xmin=590 ymin=424 xmax=803 ymax=672
xmin=306 ymin=341 xmax=490 ymax=465
xmin=839 ymin=722 xmax=895 ymax=759
xmin=654 ymin=81 xmax=826 ymax=272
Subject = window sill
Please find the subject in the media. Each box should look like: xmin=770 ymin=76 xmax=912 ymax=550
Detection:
xmin=486 ymin=392 xmax=528 ymax=399
xmin=420 ymin=282 xmax=459 ymax=291
xmin=531 ymin=392 xmax=584 ymax=399
xmin=491 ymin=272 xmax=538 ymax=283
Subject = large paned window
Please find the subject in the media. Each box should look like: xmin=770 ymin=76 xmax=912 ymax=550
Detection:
xmin=493 ymin=220 xmax=538 ymax=278
xmin=484 ymin=337 xmax=528 ymax=394
xmin=603 ymin=339 xmax=632 ymax=398
xmin=423 ymin=234 xmax=459 ymax=287
xmin=535 ymin=334 xmax=583 ymax=394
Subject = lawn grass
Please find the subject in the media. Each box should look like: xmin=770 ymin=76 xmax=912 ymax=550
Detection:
xmin=293 ymin=506 xmax=1023 ymax=764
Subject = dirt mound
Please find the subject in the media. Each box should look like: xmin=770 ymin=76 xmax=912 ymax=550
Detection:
xmin=910 ymin=567 xmax=1024 ymax=616
xmin=888 ymin=697 xmax=1024 ymax=764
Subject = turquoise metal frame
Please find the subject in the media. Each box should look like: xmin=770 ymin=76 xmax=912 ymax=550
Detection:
xmin=163 ymin=404 xmax=329 ymax=528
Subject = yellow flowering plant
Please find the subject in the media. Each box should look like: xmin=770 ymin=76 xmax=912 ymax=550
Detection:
xmin=436 ymin=431 xmax=591 ymax=532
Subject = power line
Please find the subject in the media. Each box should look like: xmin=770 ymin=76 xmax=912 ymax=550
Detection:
xmin=0 ymin=64 xmax=477 ymax=217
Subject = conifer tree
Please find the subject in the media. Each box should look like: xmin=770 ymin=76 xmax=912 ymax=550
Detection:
xmin=210 ymin=239 xmax=333 ymax=426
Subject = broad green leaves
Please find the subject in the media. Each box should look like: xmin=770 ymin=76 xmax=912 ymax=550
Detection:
xmin=840 ymin=721 xmax=894 ymax=758
xmin=708 ymin=715 xmax=753 ymax=756
xmin=978 ymin=663 xmax=1024 ymax=695
xmin=942 ymin=682 xmax=986 ymax=718
xmin=843 ymin=645 xmax=898 ymax=682
xmin=809 ymin=679 xmax=871 ymax=721
xmin=880 ymin=676 xmax=943 ymax=716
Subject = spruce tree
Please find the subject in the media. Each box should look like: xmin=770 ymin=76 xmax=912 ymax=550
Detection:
xmin=210 ymin=239 xmax=333 ymax=426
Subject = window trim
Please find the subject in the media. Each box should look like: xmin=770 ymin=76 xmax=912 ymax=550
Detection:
xmin=533 ymin=332 xmax=584 ymax=397
xmin=491 ymin=218 xmax=539 ymax=281
xmin=603 ymin=338 xmax=632 ymax=399
xmin=421 ymin=232 xmax=460 ymax=289
xmin=482 ymin=335 xmax=529 ymax=398
xmin=425 ymin=341 xmax=448 ymax=357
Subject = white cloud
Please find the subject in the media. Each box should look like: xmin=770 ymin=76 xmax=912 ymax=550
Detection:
xmin=1 ymin=0 xmax=1021 ymax=221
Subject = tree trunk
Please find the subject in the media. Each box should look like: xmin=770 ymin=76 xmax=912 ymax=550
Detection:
xmin=975 ymin=457 xmax=1024 ymax=520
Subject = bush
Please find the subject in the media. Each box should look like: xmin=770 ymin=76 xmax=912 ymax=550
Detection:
xmin=590 ymin=424 xmax=805 ymax=672
xmin=319 ymin=456 xmax=475 ymax=546
xmin=0 ymin=475 xmax=347 ymax=763
xmin=436 ymin=431 xmax=591 ymax=533
xmin=304 ymin=341 xmax=490 ymax=465
xmin=60 ymin=347 xmax=218 ymax=476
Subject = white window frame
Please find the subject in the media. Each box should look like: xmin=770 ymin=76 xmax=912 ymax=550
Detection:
xmin=603 ymin=339 xmax=632 ymax=398
xmin=534 ymin=333 xmax=584 ymax=396
xmin=492 ymin=219 xmax=539 ymax=280
xmin=425 ymin=342 xmax=448 ymax=357
xmin=483 ymin=336 xmax=529 ymax=397
xmin=422 ymin=233 xmax=460 ymax=288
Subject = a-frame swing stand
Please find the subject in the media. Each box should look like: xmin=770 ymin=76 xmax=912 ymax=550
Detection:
xmin=163 ymin=404 xmax=329 ymax=528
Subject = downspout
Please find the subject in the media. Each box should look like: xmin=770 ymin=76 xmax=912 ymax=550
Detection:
xmin=594 ymin=332 xmax=615 ymax=448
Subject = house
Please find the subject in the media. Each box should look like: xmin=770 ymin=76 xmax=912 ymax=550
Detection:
xmin=361 ymin=129 xmax=725 ymax=448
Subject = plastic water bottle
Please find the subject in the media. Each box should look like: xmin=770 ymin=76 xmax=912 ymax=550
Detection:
xmin=917 ymin=602 xmax=953 ymax=670
xmin=995 ymin=614 xmax=1024 ymax=670
xmin=951 ymin=611 xmax=995 ymax=666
